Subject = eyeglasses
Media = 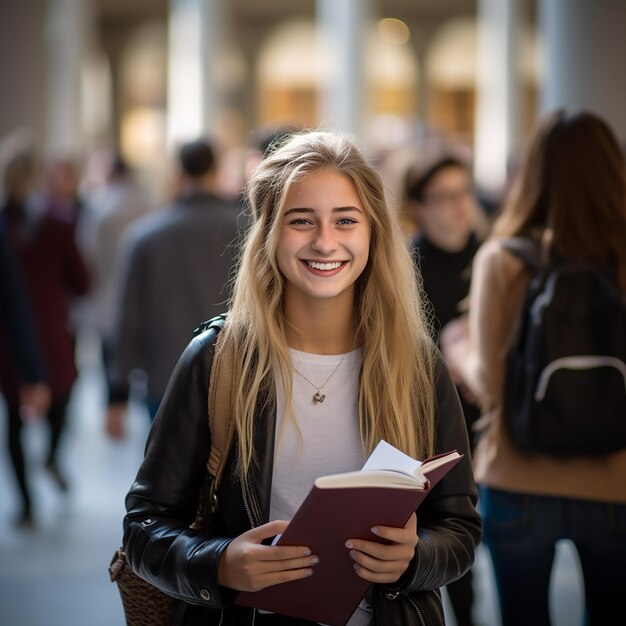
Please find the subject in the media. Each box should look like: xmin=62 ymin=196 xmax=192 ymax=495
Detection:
xmin=423 ymin=186 xmax=474 ymax=208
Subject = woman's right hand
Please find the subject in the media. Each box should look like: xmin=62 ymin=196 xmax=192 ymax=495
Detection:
xmin=217 ymin=520 xmax=318 ymax=592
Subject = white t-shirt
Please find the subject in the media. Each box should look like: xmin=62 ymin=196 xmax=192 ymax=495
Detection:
xmin=270 ymin=347 xmax=372 ymax=626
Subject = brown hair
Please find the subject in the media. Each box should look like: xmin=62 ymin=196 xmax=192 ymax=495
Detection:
xmin=404 ymin=155 xmax=469 ymax=204
xmin=492 ymin=110 xmax=626 ymax=288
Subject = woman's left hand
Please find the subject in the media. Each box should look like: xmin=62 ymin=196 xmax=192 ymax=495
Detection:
xmin=345 ymin=513 xmax=418 ymax=583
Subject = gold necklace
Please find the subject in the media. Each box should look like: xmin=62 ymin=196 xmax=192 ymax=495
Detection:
xmin=292 ymin=355 xmax=346 ymax=405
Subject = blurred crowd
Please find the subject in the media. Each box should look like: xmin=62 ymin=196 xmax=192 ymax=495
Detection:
xmin=1 ymin=110 xmax=625 ymax=626
xmin=0 ymin=122 xmax=497 ymax=626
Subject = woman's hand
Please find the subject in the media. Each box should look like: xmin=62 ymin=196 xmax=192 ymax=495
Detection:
xmin=218 ymin=520 xmax=319 ymax=592
xmin=440 ymin=316 xmax=471 ymax=384
xmin=345 ymin=513 xmax=418 ymax=583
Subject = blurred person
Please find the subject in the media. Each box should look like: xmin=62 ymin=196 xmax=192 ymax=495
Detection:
xmin=407 ymin=155 xmax=482 ymax=340
xmin=406 ymin=154 xmax=482 ymax=626
xmin=442 ymin=110 xmax=626 ymax=625
xmin=43 ymin=155 xmax=83 ymax=224
xmin=106 ymin=138 xmax=241 ymax=438
xmin=0 ymin=217 xmax=50 ymax=425
xmin=77 ymin=150 xmax=152 ymax=409
xmin=0 ymin=135 xmax=90 ymax=526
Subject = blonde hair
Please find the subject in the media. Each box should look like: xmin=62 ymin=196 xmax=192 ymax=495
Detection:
xmin=222 ymin=131 xmax=437 ymax=478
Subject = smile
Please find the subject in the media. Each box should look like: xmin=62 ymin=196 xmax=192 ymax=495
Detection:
xmin=303 ymin=260 xmax=345 ymax=271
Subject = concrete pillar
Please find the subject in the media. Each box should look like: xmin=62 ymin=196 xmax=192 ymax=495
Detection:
xmin=415 ymin=52 xmax=429 ymax=143
xmin=45 ymin=0 xmax=92 ymax=155
xmin=167 ymin=0 xmax=227 ymax=144
xmin=474 ymin=0 xmax=522 ymax=192
xmin=539 ymin=0 xmax=626 ymax=142
xmin=0 ymin=1 xmax=47 ymax=144
xmin=316 ymin=0 xmax=371 ymax=137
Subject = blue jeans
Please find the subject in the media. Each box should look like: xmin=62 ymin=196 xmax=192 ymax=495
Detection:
xmin=480 ymin=486 xmax=626 ymax=626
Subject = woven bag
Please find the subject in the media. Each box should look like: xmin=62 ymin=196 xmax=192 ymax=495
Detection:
xmin=109 ymin=548 xmax=177 ymax=626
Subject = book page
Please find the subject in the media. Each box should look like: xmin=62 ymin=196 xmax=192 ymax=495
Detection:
xmin=361 ymin=440 xmax=424 ymax=478
xmin=313 ymin=441 xmax=461 ymax=490
xmin=361 ymin=441 xmax=461 ymax=482
xmin=315 ymin=469 xmax=426 ymax=489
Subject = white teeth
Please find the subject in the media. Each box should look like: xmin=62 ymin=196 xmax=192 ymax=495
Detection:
xmin=307 ymin=261 xmax=343 ymax=271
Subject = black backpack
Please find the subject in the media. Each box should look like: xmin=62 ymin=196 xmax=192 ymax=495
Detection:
xmin=502 ymin=237 xmax=626 ymax=456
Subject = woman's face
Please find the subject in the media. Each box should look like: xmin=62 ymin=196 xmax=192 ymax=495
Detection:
xmin=417 ymin=166 xmax=476 ymax=251
xmin=276 ymin=168 xmax=371 ymax=307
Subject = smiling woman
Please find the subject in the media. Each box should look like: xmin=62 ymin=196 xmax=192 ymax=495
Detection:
xmin=122 ymin=130 xmax=481 ymax=626
xmin=277 ymin=169 xmax=371 ymax=311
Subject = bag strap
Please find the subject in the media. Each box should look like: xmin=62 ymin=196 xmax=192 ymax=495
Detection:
xmin=207 ymin=328 xmax=234 ymax=490
xmin=194 ymin=314 xmax=235 ymax=513
xmin=501 ymin=237 xmax=543 ymax=274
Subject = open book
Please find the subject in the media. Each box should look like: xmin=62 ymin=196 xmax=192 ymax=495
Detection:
xmin=236 ymin=441 xmax=463 ymax=626
xmin=316 ymin=439 xmax=461 ymax=489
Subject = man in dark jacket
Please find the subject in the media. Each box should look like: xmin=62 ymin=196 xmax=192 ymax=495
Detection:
xmin=107 ymin=138 xmax=241 ymax=437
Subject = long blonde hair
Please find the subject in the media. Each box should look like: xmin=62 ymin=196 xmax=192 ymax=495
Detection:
xmin=222 ymin=131 xmax=437 ymax=477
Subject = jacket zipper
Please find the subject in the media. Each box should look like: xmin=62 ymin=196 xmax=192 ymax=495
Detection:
xmin=406 ymin=594 xmax=426 ymax=626
xmin=241 ymin=478 xmax=259 ymax=626
xmin=241 ymin=478 xmax=257 ymax=528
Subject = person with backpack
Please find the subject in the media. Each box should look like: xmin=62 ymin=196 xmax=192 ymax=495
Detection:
xmin=121 ymin=131 xmax=481 ymax=625
xmin=441 ymin=110 xmax=626 ymax=626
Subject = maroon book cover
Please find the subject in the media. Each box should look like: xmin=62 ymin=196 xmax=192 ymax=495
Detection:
xmin=236 ymin=448 xmax=463 ymax=626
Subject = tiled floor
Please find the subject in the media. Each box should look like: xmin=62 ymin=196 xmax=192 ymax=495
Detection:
xmin=0 ymin=338 xmax=585 ymax=626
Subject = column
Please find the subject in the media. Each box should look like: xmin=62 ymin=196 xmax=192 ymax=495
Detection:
xmin=45 ymin=0 xmax=92 ymax=155
xmin=316 ymin=0 xmax=371 ymax=138
xmin=539 ymin=0 xmax=626 ymax=141
xmin=0 ymin=2 xmax=46 ymax=142
xmin=167 ymin=0 xmax=226 ymax=145
xmin=415 ymin=52 xmax=429 ymax=143
xmin=474 ymin=0 xmax=522 ymax=192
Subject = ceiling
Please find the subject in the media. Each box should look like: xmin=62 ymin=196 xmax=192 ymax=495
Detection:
xmin=95 ymin=0 xmax=477 ymax=21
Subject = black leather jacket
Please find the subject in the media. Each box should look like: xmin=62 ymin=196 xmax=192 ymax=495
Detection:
xmin=123 ymin=326 xmax=482 ymax=625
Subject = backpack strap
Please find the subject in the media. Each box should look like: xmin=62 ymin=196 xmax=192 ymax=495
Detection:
xmin=501 ymin=237 xmax=543 ymax=274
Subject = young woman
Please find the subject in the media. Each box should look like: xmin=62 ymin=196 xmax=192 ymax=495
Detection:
xmin=443 ymin=111 xmax=626 ymax=625
xmin=123 ymin=131 xmax=481 ymax=626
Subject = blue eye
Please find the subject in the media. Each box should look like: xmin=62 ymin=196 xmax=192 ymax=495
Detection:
xmin=337 ymin=218 xmax=357 ymax=225
xmin=289 ymin=218 xmax=311 ymax=226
